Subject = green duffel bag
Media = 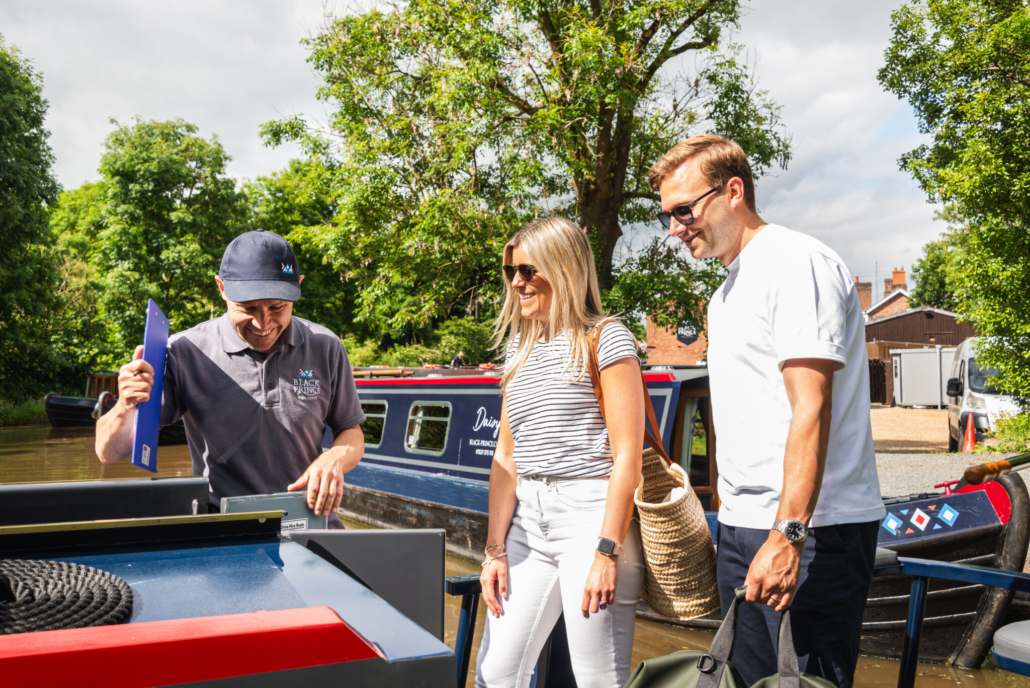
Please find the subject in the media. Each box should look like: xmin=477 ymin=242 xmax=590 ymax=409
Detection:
xmin=623 ymin=588 xmax=836 ymax=688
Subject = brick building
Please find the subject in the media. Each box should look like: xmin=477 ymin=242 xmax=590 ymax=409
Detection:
xmin=645 ymin=316 xmax=708 ymax=365
xmin=866 ymin=267 xmax=910 ymax=320
xmin=854 ymin=277 xmax=873 ymax=311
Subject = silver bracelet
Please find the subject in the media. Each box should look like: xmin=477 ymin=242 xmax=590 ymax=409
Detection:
xmin=482 ymin=552 xmax=508 ymax=567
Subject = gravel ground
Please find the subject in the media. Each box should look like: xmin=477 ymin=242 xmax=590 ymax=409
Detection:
xmin=875 ymin=451 xmax=1022 ymax=498
xmin=871 ymin=406 xmax=951 ymax=453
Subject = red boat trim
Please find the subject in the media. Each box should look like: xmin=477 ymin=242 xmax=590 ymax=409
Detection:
xmin=355 ymin=372 xmax=676 ymax=386
xmin=957 ymin=480 xmax=1012 ymax=524
xmin=0 ymin=607 xmax=381 ymax=687
xmin=357 ymin=376 xmax=501 ymax=386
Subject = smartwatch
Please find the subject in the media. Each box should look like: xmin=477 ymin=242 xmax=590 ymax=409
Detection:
xmin=772 ymin=519 xmax=808 ymax=545
xmin=596 ymin=537 xmax=623 ymax=556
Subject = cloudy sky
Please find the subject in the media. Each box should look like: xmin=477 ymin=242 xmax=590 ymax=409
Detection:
xmin=2 ymin=0 xmax=943 ymax=304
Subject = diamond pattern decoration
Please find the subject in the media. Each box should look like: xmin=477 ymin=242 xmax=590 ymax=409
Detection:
xmin=938 ymin=504 xmax=959 ymax=527
xmin=882 ymin=513 xmax=903 ymax=536
xmin=910 ymin=508 xmax=931 ymax=531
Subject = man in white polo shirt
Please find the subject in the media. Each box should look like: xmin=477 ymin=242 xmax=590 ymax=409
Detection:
xmin=651 ymin=135 xmax=884 ymax=688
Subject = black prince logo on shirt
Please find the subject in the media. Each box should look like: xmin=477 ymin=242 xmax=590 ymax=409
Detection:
xmin=293 ymin=368 xmax=321 ymax=398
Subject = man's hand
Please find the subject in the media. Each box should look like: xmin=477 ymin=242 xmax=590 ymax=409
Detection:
xmin=744 ymin=531 xmax=801 ymax=613
xmin=118 ymin=345 xmax=154 ymax=410
xmin=288 ymin=452 xmax=347 ymax=517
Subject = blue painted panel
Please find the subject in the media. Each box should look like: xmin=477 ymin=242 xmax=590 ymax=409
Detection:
xmin=878 ymin=490 xmax=999 ymax=544
xmin=347 ymin=462 xmax=489 ymax=513
xmin=51 ymin=539 xmax=453 ymax=663
xmin=56 ymin=543 xmax=305 ymax=623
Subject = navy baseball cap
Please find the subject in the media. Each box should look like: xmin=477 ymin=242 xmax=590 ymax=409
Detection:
xmin=219 ymin=229 xmax=301 ymax=302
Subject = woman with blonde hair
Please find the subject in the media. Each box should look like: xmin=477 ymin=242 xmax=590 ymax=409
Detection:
xmin=476 ymin=217 xmax=646 ymax=688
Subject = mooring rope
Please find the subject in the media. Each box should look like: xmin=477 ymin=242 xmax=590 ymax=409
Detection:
xmin=0 ymin=559 xmax=133 ymax=634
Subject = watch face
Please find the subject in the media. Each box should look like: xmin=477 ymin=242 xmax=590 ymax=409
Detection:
xmin=785 ymin=521 xmax=806 ymax=542
xmin=598 ymin=538 xmax=616 ymax=555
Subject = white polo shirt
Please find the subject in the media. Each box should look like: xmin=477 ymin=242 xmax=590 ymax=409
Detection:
xmin=707 ymin=224 xmax=884 ymax=529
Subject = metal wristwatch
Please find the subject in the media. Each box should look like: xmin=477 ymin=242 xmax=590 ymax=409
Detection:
xmin=596 ymin=537 xmax=623 ymax=557
xmin=772 ymin=519 xmax=808 ymax=545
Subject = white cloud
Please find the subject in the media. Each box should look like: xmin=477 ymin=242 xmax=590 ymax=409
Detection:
xmin=736 ymin=0 xmax=947 ymax=300
xmin=1 ymin=0 xmax=331 ymax=188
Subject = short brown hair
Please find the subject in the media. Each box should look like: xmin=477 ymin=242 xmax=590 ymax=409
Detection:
xmin=648 ymin=135 xmax=756 ymax=212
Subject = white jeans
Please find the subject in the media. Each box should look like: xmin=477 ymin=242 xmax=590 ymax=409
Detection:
xmin=476 ymin=476 xmax=645 ymax=688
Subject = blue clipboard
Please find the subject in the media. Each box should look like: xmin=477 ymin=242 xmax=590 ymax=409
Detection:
xmin=131 ymin=299 xmax=169 ymax=473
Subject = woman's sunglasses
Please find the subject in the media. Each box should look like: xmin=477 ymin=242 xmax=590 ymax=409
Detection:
xmin=502 ymin=264 xmax=539 ymax=282
xmin=657 ymin=185 xmax=723 ymax=229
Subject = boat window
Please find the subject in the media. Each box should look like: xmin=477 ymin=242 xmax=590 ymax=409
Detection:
xmin=360 ymin=401 xmax=388 ymax=448
xmin=405 ymin=402 xmax=452 ymax=455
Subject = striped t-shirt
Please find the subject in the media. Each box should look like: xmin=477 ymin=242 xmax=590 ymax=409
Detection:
xmin=505 ymin=322 xmax=639 ymax=477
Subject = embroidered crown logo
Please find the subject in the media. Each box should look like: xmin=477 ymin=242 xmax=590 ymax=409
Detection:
xmin=281 ymin=263 xmax=294 ymax=274
xmin=299 ymin=369 xmax=315 ymax=378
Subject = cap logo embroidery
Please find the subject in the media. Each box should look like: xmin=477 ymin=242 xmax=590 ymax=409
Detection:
xmin=281 ymin=263 xmax=294 ymax=274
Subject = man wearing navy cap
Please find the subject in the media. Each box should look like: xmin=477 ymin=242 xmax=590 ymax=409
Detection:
xmin=96 ymin=230 xmax=366 ymax=527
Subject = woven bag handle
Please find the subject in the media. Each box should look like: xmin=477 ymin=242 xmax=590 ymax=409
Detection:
xmin=587 ymin=320 xmax=672 ymax=466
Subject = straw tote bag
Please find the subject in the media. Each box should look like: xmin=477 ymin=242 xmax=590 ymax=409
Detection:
xmin=587 ymin=321 xmax=720 ymax=620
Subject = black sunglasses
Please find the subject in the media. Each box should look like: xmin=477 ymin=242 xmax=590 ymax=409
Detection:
xmin=502 ymin=263 xmax=539 ymax=282
xmin=657 ymin=185 xmax=723 ymax=229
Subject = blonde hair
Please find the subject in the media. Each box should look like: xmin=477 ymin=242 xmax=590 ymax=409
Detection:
xmin=648 ymin=134 xmax=756 ymax=212
xmin=494 ymin=217 xmax=612 ymax=389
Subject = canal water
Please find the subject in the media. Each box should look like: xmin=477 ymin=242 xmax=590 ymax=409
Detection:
xmin=2 ymin=425 xmax=1028 ymax=688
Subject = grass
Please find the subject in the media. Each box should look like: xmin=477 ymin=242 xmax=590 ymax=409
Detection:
xmin=0 ymin=398 xmax=48 ymax=427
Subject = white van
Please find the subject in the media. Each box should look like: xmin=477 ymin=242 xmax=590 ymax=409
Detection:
xmin=946 ymin=338 xmax=1020 ymax=451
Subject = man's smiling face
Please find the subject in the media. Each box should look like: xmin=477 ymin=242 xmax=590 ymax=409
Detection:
xmin=660 ymin=160 xmax=733 ymax=263
xmin=215 ymin=276 xmax=295 ymax=351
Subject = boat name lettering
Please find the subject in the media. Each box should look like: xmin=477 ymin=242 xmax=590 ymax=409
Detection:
xmin=473 ymin=406 xmax=500 ymax=438
xmin=468 ymin=439 xmax=497 ymax=448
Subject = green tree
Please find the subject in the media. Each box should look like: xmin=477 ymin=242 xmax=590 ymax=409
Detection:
xmin=909 ymin=234 xmax=959 ymax=311
xmin=263 ymin=0 xmax=789 ymax=339
xmin=880 ymin=0 xmax=1030 ymax=403
xmin=47 ymin=182 xmax=111 ymax=372
xmin=0 ymin=36 xmax=74 ymax=401
xmin=245 ymin=159 xmax=366 ymax=339
xmin=92 ymin=119 xmax=248 ymax=359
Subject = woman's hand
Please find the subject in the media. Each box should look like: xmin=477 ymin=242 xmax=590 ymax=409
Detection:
xmin=481 ymin=557 xmax=509 ymax=617
xmin=581 ymin=551 xmax=619 ymax=617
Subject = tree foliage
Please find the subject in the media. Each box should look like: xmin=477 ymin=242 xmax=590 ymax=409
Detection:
xmin=264 ymin=0 xmax=789 ymax=340
xmin=880 ymin=0 xmax=1030 ymax=403
xmin=91 ymin=119 xmax=248 ymax=359
xmin=0 ymin=36 xmax=80 ymax=401
xmin=909 ymin=234 xmax=960 ymax=312
xmin=245 ymin=159 xmax=365 ymax=340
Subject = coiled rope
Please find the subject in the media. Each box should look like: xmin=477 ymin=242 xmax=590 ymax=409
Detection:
xmin=0 ymin=559 xmax=133 ymax=634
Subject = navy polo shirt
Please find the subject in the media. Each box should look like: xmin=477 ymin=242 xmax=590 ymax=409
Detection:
xmin=160 ymin=314 xmax=365 ymax=509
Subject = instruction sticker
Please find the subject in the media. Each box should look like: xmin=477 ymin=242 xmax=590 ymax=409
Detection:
xmin=281 ymin=518 xmax=309 ymax=532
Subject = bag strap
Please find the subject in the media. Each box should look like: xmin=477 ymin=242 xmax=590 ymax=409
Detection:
xmin=587 ymin=320 xmax=672 ymax=465
xmin=775 ymin=609 xmax=801 ymax=688
xmin=695 ymin=587 xmax=745 ymax=688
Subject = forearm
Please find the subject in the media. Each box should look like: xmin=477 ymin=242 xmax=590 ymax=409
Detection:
xmin=94 ymin=405 xmax=137 ymax=464
xmin=600 ymin=451 xmax=642 ymax=544
xmin=776 ymin=396 xmax=831 ymax=524
xmin=325 ymin=426 xmax=365 ymax=473
xmin=486 ymin=456 xmax=518 ymax=548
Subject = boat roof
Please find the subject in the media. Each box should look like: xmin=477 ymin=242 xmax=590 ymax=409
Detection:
xmin=351 ymin=364 xmax=708 ymax=383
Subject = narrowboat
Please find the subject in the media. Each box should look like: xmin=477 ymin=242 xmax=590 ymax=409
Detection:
xmin=336 ymin=366 xmax=1030 ymax=668
xmin=0 ymin=477 xmax=455 ymax=686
